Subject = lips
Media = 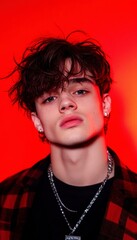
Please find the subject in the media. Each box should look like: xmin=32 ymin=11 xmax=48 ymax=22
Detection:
xmin=60 ymin=115 xmax=83 ymax=128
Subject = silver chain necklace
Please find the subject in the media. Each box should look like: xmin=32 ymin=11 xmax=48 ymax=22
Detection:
xmin=48 ymin=169 xmax=77 ymax=213
xmin=48 ymin=150 xmax=114 ymax=240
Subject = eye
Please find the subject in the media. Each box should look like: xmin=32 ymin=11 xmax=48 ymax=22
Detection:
xmin=75 ymin=89 xmax=88 ymax=95
xmin=43 ymin=96 xmax=57 ymax=103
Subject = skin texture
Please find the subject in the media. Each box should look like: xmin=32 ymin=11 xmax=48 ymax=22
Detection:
xmin=31 ymin=59 xmax=112 ymax=186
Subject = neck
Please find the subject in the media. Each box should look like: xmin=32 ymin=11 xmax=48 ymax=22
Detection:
xmin=50 ymin=136 xmax=113 ymax=186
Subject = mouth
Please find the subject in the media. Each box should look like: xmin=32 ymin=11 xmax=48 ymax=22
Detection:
xmin=60 ymin=116 xmax=83 ymax=129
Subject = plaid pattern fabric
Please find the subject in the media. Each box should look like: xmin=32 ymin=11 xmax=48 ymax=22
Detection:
xmin=99 ymin=150 xmax=137 ymax=240
xmin=0 ymin=149 xmax=137 ymax=240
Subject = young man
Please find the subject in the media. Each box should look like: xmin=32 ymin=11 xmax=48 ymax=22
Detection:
xmin=0 ymin=35 xmax=137 ymax=240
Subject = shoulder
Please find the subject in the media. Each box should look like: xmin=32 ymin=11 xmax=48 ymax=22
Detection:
xmin=109 ymin=147 xmax=137 ymax=196
xmin=0 ymin=155 xmax=50 ymax=194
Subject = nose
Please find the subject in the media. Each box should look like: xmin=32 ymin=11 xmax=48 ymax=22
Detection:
xmin=59 ymin=93 xmax=77 ymax=113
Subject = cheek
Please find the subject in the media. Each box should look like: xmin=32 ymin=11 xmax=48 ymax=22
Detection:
xmin=36 ymin=110 xmax=50 ymax=129
xmin=85 ymin=99 xmax=103 ymax=116
xmin=40 ymin=113 xmax=57 ymax=135
xmin=85 ymin=103 xmax=104 ymax=125
xmin=94 ymin=107 xmax=104 ymax=124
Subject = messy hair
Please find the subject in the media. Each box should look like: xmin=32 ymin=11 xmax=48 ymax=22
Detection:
xmin=9 ymin=33 xmax=112 ymax=113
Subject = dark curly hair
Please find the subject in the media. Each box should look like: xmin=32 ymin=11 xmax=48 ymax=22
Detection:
xmin=9 ymin=34 xmax=112 ymax=113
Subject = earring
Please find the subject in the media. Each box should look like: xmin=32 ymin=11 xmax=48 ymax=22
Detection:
xmin=38 ymin=128 xmax=43 ymax=133
xmin=104 ymin=111 xmax=109 ymax=117
xmin=38 ymin=128 xmax=46 ymax=142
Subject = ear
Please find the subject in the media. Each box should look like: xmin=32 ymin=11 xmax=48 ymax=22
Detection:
xmin=102 ymin=94 xmax=111 ymax=117
xmin=31 ymin=112 xmax=44 ymax=132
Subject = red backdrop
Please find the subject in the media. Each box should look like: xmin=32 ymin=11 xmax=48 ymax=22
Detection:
xmin=0 ymin=0 xmax=137 ymax=181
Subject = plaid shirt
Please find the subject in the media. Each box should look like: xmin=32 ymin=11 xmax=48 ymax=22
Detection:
xmin=0 ymin=149 xmax=137 ymax=240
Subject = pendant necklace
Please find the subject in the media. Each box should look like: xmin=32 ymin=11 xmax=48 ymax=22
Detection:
xmin=48 ymin=150 xmax=114 ymax=240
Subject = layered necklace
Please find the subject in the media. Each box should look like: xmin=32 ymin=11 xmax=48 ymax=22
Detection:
xmin=48 ymin=150 xmax=114 ymax=240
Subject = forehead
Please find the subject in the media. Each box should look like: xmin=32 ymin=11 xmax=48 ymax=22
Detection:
xmin=62 ymin=78 xmax=95 ymax=92
xmin=60 ymin=58 xmax=94 ymax=88
xmin=48 ymin=58 xmax=95 ymax=93
xmin=62 ymin=58 xmax=92 ymax=79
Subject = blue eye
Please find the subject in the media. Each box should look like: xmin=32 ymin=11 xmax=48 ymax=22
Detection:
xmin=75 ymin=89 xmax=87 ymax=95
xmin=43 ymin=96 xmax=56 ymax=103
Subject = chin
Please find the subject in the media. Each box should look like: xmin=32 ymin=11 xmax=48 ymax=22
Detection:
xmin=56 ymin=137 xmax=92 ymax=148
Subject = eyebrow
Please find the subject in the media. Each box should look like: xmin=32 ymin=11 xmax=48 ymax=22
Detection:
xmin=69 ymin=77 xmax=95 ymax=84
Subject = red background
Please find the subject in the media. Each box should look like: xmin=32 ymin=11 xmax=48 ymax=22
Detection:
xmin=0 ymin=0 xmax=137 ymax=181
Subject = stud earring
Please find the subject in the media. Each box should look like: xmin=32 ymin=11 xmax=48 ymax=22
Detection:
xmin=38 ymin=128 xmax=46 ymax=142
xmin=38 ymin=128 xmax=43 ymax=133
xmin=104 ymin=111 xmax=109 ymax=117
